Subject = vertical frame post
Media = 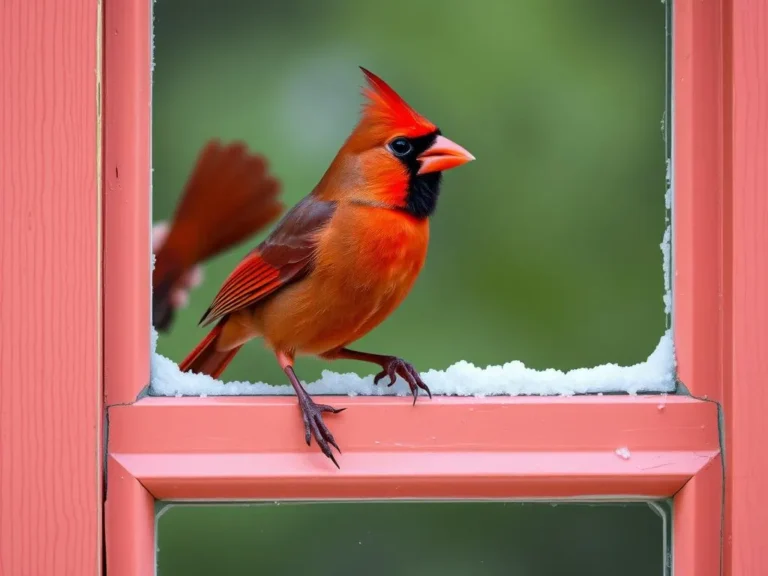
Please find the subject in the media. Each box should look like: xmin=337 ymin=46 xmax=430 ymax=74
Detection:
xmin=103 ymin=0 xmax=155 ymax=572
xmin=673 ymin=456 xmax=724 ymax=575
xmin=105 ymin=457 xmax=155 ymax=576
xmin=673 ymin=0 xmax=727 ymax=405
xmin=672 ymin=0 xmax=727 ymax=572
xmin=103 ymin=0 xmax=153 ymax=407
xmin=675 ymin=0 xmax=768 ymax=573
xmin=724 ymin=0 xmax=768 ymax=572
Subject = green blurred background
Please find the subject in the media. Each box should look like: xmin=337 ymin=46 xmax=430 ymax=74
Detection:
xmin=157 ymin=501 xmax=669 ymax=576
xmin=152 ymin=0 xmax=668 ymax=386
xmin=152 ymin=1 xmax=669 ymax=573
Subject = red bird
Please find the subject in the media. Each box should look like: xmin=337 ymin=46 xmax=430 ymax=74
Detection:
xmin=179 ymin=67 xmax=474 ymax=467
xmin=152 ymin=140 xmax=284 ymax=331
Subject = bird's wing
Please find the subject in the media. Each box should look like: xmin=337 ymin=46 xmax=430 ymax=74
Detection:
xmin=198 ymin=196 xmax=337 ymax=326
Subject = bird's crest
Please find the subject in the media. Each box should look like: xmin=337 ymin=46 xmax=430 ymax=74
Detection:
xmin=359 ymin=67 xmax=436 ymax=136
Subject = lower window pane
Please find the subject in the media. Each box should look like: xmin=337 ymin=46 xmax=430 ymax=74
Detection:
xmin=157 ymin=500 xmax=670 ymax=576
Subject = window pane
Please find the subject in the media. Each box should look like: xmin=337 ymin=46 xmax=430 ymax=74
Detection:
xmin=151 ymin=1 xmax=670 ymax=386
xmin=156 ymin=500 xmax=670 ymax=576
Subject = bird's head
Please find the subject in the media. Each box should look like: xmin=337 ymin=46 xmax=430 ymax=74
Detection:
xmin=320 ymin=67 xmax=474 ymax=219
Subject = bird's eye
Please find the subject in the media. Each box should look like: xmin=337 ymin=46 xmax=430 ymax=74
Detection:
xmin=388 ymin=137 xmax=413 ymax=157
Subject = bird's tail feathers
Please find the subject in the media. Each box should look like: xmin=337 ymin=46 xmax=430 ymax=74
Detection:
xmin=152 ymin=139 xmax=284 ymax=331
xmin=178 ymin=320 xmax=242 ymax=379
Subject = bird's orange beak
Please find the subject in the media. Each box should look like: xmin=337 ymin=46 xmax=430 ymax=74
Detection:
xmin=416 ymin=135 xmax=475 ymax=175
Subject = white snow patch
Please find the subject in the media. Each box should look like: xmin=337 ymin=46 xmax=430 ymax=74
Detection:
xmin=150 ymin=0 xmax=158 ymax=75
xmin=661 ymin=158 xmax=672 ymax=314
xmin=150 ymin=326 xmax=676 ymax=397
xmin=661 ymin=227 xmax=671 ymax=314
xmin=615 ymin=447 xmax=631 ymax=460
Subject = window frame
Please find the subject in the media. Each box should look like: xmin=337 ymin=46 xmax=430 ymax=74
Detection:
xmin=96 ymin=1 xmax=766 ymax=576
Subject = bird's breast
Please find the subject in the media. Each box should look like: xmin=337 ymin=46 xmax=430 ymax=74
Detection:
xmin=322 ymin=204 xmax=429 ymax=290
xmin=257 ymin=204 xmax=429 ymax=355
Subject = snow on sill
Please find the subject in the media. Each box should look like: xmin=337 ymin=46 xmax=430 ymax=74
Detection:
xmin=150 ymin=326 xmax=676 ymax=398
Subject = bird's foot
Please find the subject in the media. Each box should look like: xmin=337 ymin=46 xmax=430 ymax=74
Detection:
xmin=297 ymin=393 xmax=345 ymax=468
xmin=373 ymin=356 xmax=432 ymax=405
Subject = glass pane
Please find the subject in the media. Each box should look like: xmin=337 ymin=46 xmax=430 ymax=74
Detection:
xmin=156 ymin=500 xmax=670 ymax=576
xmin=151 ymin=1 xmax=671 ymax=388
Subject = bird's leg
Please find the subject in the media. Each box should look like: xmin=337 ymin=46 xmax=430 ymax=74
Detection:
xmin=322 ymin=348 xmax=432 ymax=405
xmin=276 ymin=351 xmax=345 ymax=468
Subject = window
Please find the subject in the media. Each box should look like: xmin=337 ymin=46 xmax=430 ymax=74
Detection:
xmin=151 ymin=1 xmax=670 ymax=385
xmin=0 ymin=0 xmax=754 ymax=574
xmin=106 ymin=1 xmax=725 ymax=573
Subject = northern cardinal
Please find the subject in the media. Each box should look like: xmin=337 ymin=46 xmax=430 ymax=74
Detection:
xmin=179 ymin=68 xmax=474 ymax=467
xmin=153 ymin=140 xmax=284 ymax=331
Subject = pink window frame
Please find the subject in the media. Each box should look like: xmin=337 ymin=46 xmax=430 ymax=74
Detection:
xmin=104 ymin=0 xmax=766 ymax=574
xmin=2 ymin=0 xmax=765 ymax=574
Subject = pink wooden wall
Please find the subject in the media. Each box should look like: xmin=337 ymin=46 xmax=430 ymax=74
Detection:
xmin=726 ymin=1 xmax=768 ymax=571
xmin=0 ymin=0 xmax=102 ymax=574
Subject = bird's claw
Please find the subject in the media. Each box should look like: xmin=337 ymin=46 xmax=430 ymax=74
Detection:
xmin=297 ymin=395 xmax=345 ymax=468
xmin=373 ymin=356 xmax=432 ymax=404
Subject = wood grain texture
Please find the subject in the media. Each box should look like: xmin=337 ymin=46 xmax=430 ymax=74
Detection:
xmin=103 ymin=0 xmax=152 ymax=406
xmin=0 ymin=1 xmax=102 ymax=575
xmin=726 ymin=0 xmax=768 ymax=573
